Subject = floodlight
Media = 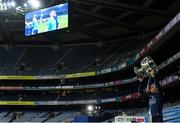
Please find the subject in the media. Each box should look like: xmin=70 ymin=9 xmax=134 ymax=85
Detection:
xmin=24 ymin=3 xmax=27 ymax=7
xmin=11 ymin=1 xmax=16 ymax=7
xmin=87 ymin=105 xmax=94 ymax=111
xmin=28 ymin=0 xmax=40 ymax=8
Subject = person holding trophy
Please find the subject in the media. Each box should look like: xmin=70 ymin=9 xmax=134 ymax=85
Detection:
xmin=134 ymin=57 xmax=163 ymax=122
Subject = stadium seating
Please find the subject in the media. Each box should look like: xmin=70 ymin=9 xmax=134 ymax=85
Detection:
xmin=30 ymin=111 xmax=50 ymax=122
xmin=163 ymin=104 xmax=180 ymax=122
xmin=0 ymin=111 xmax=80 ymax=122
xmin=0 ymin=103 xmax=179 ymax=122
xmin=0 ymin=1 xmax=179 ymax=123
xmin=0 ymin=44 xmax=139 ymax=75
xmin=12 ymin=112 xmax=38 ymax=122
xmin=0 ymin=87 xmax=136 ymax=101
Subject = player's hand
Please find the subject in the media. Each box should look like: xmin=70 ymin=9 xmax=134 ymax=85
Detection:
xmin=148 ymin=69 xmax=155 ymax=78
xmin=138 ymin=77 xmax=144 ymax=82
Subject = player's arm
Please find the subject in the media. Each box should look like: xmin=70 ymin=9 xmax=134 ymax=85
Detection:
xmin=41 ymin=17 xmax=49 ymax=23
xmin=149 ymin=70 xmax=162 ymax=94
xmin=138 ymin=77 xmax=147 ymax=98
xmin=38 ymin=14 xmax=44 ymax=23
xmin=145 ymin=77 xmax=152 ymax=94
xmin=55 ymin=16 xmax=59 ymax=29
xmin=45 ymin=20 xmax=50 ymax=31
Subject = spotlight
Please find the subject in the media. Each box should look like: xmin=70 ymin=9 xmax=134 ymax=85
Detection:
xmin=28 ymin=0 xmax=40 ymax=8
xmin=4 ymin=5 xmax=7 ymax=10
xmin=7 ymin=2 xmax=11 ymax=6
xmin=10 ymin=1 xmax=16 ymax=7
xmin=87 ymin=105 xmax=94 ymax=111
xmin=23 ymin=3 xmax=27 ymax=7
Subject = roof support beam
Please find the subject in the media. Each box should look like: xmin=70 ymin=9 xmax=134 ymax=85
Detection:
xmin=11 ymin=30 xmax=158 ymax=48
xmin=116 ymin=0 xmax=155 ymax=20
xmin=74 ymin=8 xmax=147 ymax=32
xmin=84 ymin=21 xmax=102 ymax=28
xmin=74 ymin=0 xmax=175 ymax=16
xmin=71 ymin=23 xmax=105 ymax=41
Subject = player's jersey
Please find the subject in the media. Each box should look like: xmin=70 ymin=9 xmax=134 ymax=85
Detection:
xmin=148 ymin=92 xmax=162 ymax=116
xmin=138 ymin=76 xmax=163 ymax=117
xmin=32 ymin=21 xmax=38 ymax=30
xmin=47 ymin=18 xmax=57 ymax=31
xmin=148 ymin=77 xmax=163 ymax=116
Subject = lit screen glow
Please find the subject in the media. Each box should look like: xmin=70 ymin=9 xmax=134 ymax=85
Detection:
xmin=25 ymin=3 xmax=68 ymax=36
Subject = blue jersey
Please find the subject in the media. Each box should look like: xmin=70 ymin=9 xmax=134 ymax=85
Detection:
xmin=25 ymin=23 xmax=33 ymax=36
xmin=139 ymin=76 xmax=163 ymax=117
xmin=46 ymin=17 xmax=58 ymax=31
xmin=32 ymin=21 xmax=38 ymax=30
xmin=148 ymin=77 xmax=163 ymax=116
xmin=148 ymin=92 xmax=163 ymax=116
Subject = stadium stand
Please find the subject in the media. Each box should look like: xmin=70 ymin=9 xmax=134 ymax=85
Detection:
xmin=0 ymin=103 xmax=180 ymax=122
xmin=0 ymin=0 xmax=179 ymax=122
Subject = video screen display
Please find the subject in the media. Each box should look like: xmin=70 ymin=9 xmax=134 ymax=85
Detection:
xmin=25 ymin=3 xmax=68 ymax=36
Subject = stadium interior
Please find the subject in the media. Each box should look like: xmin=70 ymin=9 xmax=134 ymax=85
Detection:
xmin=0 ymin=0 xmax=180 ymax=122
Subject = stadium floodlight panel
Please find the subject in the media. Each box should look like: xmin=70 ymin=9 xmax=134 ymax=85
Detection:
xmin=28 ymin=0 xmax=40 ymax=8
xmin=4 ymin=4 xmax=7 ymax=10
xmin=24 ymin=3 xmax=27 ymax=7
xmin=87 ymin=105 xmax=94 ymax=111
xmin=10 ymin=1 xmax=16 ymax=7
xmin=7 ymin=2 xmax=11 ymax=6
xmin=95 ymin=106 xmax=101 ymax=110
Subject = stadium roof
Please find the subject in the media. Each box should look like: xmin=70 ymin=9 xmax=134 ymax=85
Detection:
xmin=0 ymin=0 xmax=179 ymax=75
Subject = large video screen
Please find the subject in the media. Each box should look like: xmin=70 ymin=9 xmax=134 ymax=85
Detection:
xmin=25 ymin=3 xmax=68 ymax=36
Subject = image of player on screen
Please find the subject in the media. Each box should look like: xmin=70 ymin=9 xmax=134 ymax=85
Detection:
xmin=25 ymin=21 xmax=33 ymax=36
xmin=32 ymin=14 xmax=43 ymax=35
xmin=46 ymin=10 xmax=59 ymax=31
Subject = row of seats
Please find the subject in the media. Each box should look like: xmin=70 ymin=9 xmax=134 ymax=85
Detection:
xmin=1 ymin=103 xmax=179 ymax=122
xmin=0 ymin=88 xmax=136 ymax=101
xmin=0 ymin=43 xmax=139 ymax=75
xmin=0 ymin=110 xmax=80 ymax=122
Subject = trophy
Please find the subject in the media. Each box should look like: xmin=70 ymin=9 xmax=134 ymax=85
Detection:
xmin=134 ymin=56 xmax=158 ymax=78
